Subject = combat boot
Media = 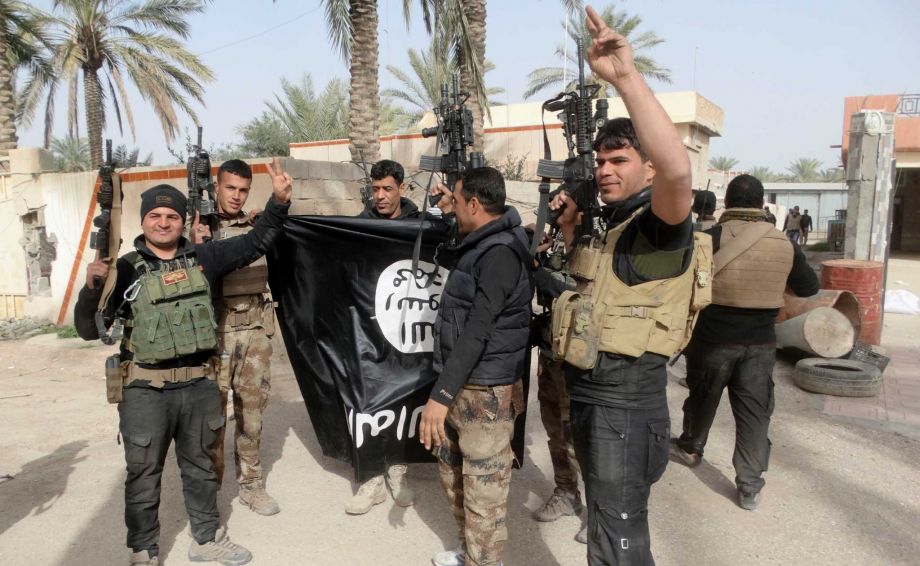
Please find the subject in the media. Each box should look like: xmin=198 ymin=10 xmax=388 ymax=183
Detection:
xmin=432 ymin=547 xmax=464 ymax=566
xmin=129 ymin=549 xmax=159 ymax=565
xmin=385 ymin=464 xmax=414 ymax=507
xmin=345 ymin=474 xmax=386 ymax=514
xmin=239 ymin=486 xmax=280 ymax=516
xmin=532 ymin=487 xmax=584 ymax=522
xmin=188 ymin=526 xmax=252 ymax=565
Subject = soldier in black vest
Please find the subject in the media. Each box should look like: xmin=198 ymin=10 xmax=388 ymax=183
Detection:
xmin=74 ymin=159 xmax=292 ymax=566
xmin=420 ymin=167 xmax=533 ymax=566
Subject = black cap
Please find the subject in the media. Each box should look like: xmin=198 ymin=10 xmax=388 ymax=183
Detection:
xmin=140 ymin=184 xmax=187 ymax=221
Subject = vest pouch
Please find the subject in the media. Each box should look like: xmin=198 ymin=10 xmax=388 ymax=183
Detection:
xmin=105 ymin=354 xmax=123 ymax=404
xmin=131 ymin=307 xmax=178 ymax=364
xmin=143 ymin=272 xmax=166 ymax=303
xmin=551 ymin=291 xmax=600 ymax=370
xmin=600 ymin=308 xmax=655 ymax=359
xmin=550 ymin=291 xmax=579 ymax=360
xmin=568 ymin=242 xmax=603 ymax=281
xmin=169 ymin=303 xmax=218 ymax=356
xmin=690 ymin=232 xmax=713 ymax=312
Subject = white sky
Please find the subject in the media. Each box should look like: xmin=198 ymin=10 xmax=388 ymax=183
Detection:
xmin=17 ymin=0 xmax=920 ymax=172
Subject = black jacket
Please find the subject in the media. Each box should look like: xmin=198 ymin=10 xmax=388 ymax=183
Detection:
xmin=74 ymin=195 xmax=290 ymax=368
xmin=356 ymin=197 xmax=421 ymax=219
xmin=432 ymin=207 xmax=534 ymax=402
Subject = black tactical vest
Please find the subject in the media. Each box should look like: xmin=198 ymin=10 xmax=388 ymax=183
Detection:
xmin=433 ymin=208 xmax=533 ymax=386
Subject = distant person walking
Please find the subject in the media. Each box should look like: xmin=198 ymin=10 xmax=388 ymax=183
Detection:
xmin=800 ymin=209 xmax=813 ymax=246
xmin=763 ymin=206 xmax=777 ymax=227
xmin=784 ymin=206 xmax=802 ymax=244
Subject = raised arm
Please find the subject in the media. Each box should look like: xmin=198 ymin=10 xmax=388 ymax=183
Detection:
xmin=584 ymin=5 xmax=691 ymax=225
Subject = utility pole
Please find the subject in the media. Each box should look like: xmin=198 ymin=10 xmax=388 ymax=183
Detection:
xmin=844 ymin=110 xmax=896 ymax=261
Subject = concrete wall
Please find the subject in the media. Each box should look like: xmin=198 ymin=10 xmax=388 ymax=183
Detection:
xmin=0 ymin=153 xmax=470 ymax=324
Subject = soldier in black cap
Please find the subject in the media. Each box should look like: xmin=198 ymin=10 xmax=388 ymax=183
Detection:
xmin=74 ymin=159 xmax=292 ymax=566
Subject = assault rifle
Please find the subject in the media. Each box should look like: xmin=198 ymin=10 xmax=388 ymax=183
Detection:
xmin=89 ymin=140 xmax=121 ymax=344
xmin=186 ymin=126 xmax=217 ymax=240
xmin=355 ymin=150 xmax=373 ymax=213
xmin=532 ymin=38 xmax=608 ymax=254
xmin=419 ymin=75 xmax=485 ymax=204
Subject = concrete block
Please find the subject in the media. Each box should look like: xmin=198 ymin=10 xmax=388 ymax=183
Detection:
xmin=9 ymin=148 xmax=55 ymax=175
xmin=328 ymin=161 xmax=365 ymax=182
xmin=306 ymin=160 xmax=334 ymax=180
xmin=281 ymin=157 xmax=311 ymax=180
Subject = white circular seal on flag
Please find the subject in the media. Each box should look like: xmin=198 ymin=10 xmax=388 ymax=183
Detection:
xmin=374 ymin=259 xmax=449 ymax=353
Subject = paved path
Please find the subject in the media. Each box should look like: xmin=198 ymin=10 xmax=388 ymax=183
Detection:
xmin=820 ymin=257 xmax=920 ymax=439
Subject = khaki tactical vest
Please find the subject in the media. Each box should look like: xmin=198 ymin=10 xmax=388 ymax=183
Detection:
xmin=712 ymin=219 xmax=793 ymax=309
xmin=124 ymin=253 xmax=219 ymax=364
xmin=551 ymin=209 xmax=713 ymax=369
xmin=216 ymin=214 xmax=274 ymax=334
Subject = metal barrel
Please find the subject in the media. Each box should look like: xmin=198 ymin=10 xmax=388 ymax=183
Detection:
xmin=820 ymin=259 xmax=885 ymax=345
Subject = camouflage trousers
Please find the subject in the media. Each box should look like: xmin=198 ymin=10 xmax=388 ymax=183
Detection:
xmin=211 ymin=327 xmax=272 ymax=489
xmin=437 ymin=380 xmax=524 ymax=566
xmin=537 ymin=352 xmax=581 ymax=494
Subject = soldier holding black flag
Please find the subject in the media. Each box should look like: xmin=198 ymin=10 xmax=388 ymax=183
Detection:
xmin=346 ymin=158 xmax=418 ymax=515
xmin=74 ymin=159 xmax=293 ymax=566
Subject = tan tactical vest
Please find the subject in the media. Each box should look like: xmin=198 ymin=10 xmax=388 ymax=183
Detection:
xmin=551 ymin=209 xmax=713 ymax=369
xmin=216 ymin=214 xmax=274 ymax=334
xmin=713 ymin=219 xmax=793 ymax=309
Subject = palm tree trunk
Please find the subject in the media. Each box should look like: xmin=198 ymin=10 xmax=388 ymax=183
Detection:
xmin=459 ymin=0 xmax=486 ymax=155
xmin=348 ymin=0 xmax=380 ymax=163
xmin=0 ymin=20 xmax=18 ymax=162
xmin=83 ymin=69 xmax=104 ymax=167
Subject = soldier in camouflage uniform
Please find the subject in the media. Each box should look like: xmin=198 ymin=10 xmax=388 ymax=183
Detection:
xmin=532 ymin=249 xmax=586 ymax=541
xmin=207 ymin=159 xmax=280 ymax=516
xmin=421 ymin=168 xmax=533 ymax=566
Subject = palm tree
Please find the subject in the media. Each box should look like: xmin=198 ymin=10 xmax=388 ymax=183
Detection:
xmin=819 ymin=167 xmax=844 ymax=183
xmin=709 ymin=156 xmax=739 ymax=172
xmin=383 ymin=37 xmax=504 ymax=127
xmin=524 ymin=4 xmax=671 ymax=100
xmin=321 ymin=0 xmax=381 ymax=162
xmin=747 ymin=165 xmax=779 ymax=183
xmin=22 ymin=0 xmax=213 ymax=167
xmin=50 ymin=135 xmax=90 ymax=171
xmin=266 ymin=74 xmax=350 ymax=143
xmin=786 ymin=157 xmax=823 ymax=182
xmin=112 ymin=143 xmax=151 ymax=167
xmin=0 ymin=1 xmax=52 ymax=159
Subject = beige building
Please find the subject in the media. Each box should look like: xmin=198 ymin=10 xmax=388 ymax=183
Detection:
xmin=290 ymin=91 xmax=724 ymax=191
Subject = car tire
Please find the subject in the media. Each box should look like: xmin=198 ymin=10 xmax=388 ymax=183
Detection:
xmin=793 ymin=357 xmax=882 ymax=397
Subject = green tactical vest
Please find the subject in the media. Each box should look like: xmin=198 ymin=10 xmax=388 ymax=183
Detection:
xmin=124 ymin=252 xmax=219 ymax=364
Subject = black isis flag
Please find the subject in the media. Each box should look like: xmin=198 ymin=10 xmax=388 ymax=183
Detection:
xmin=268 ymin=216 xmax=529 ymax=482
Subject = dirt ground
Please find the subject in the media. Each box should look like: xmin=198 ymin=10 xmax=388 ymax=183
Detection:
xmin=1 ymin=321 xmax=918 ymax=566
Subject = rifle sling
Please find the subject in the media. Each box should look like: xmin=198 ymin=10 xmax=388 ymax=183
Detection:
xmin=529 ymin=101 xmax=555 ymax=257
